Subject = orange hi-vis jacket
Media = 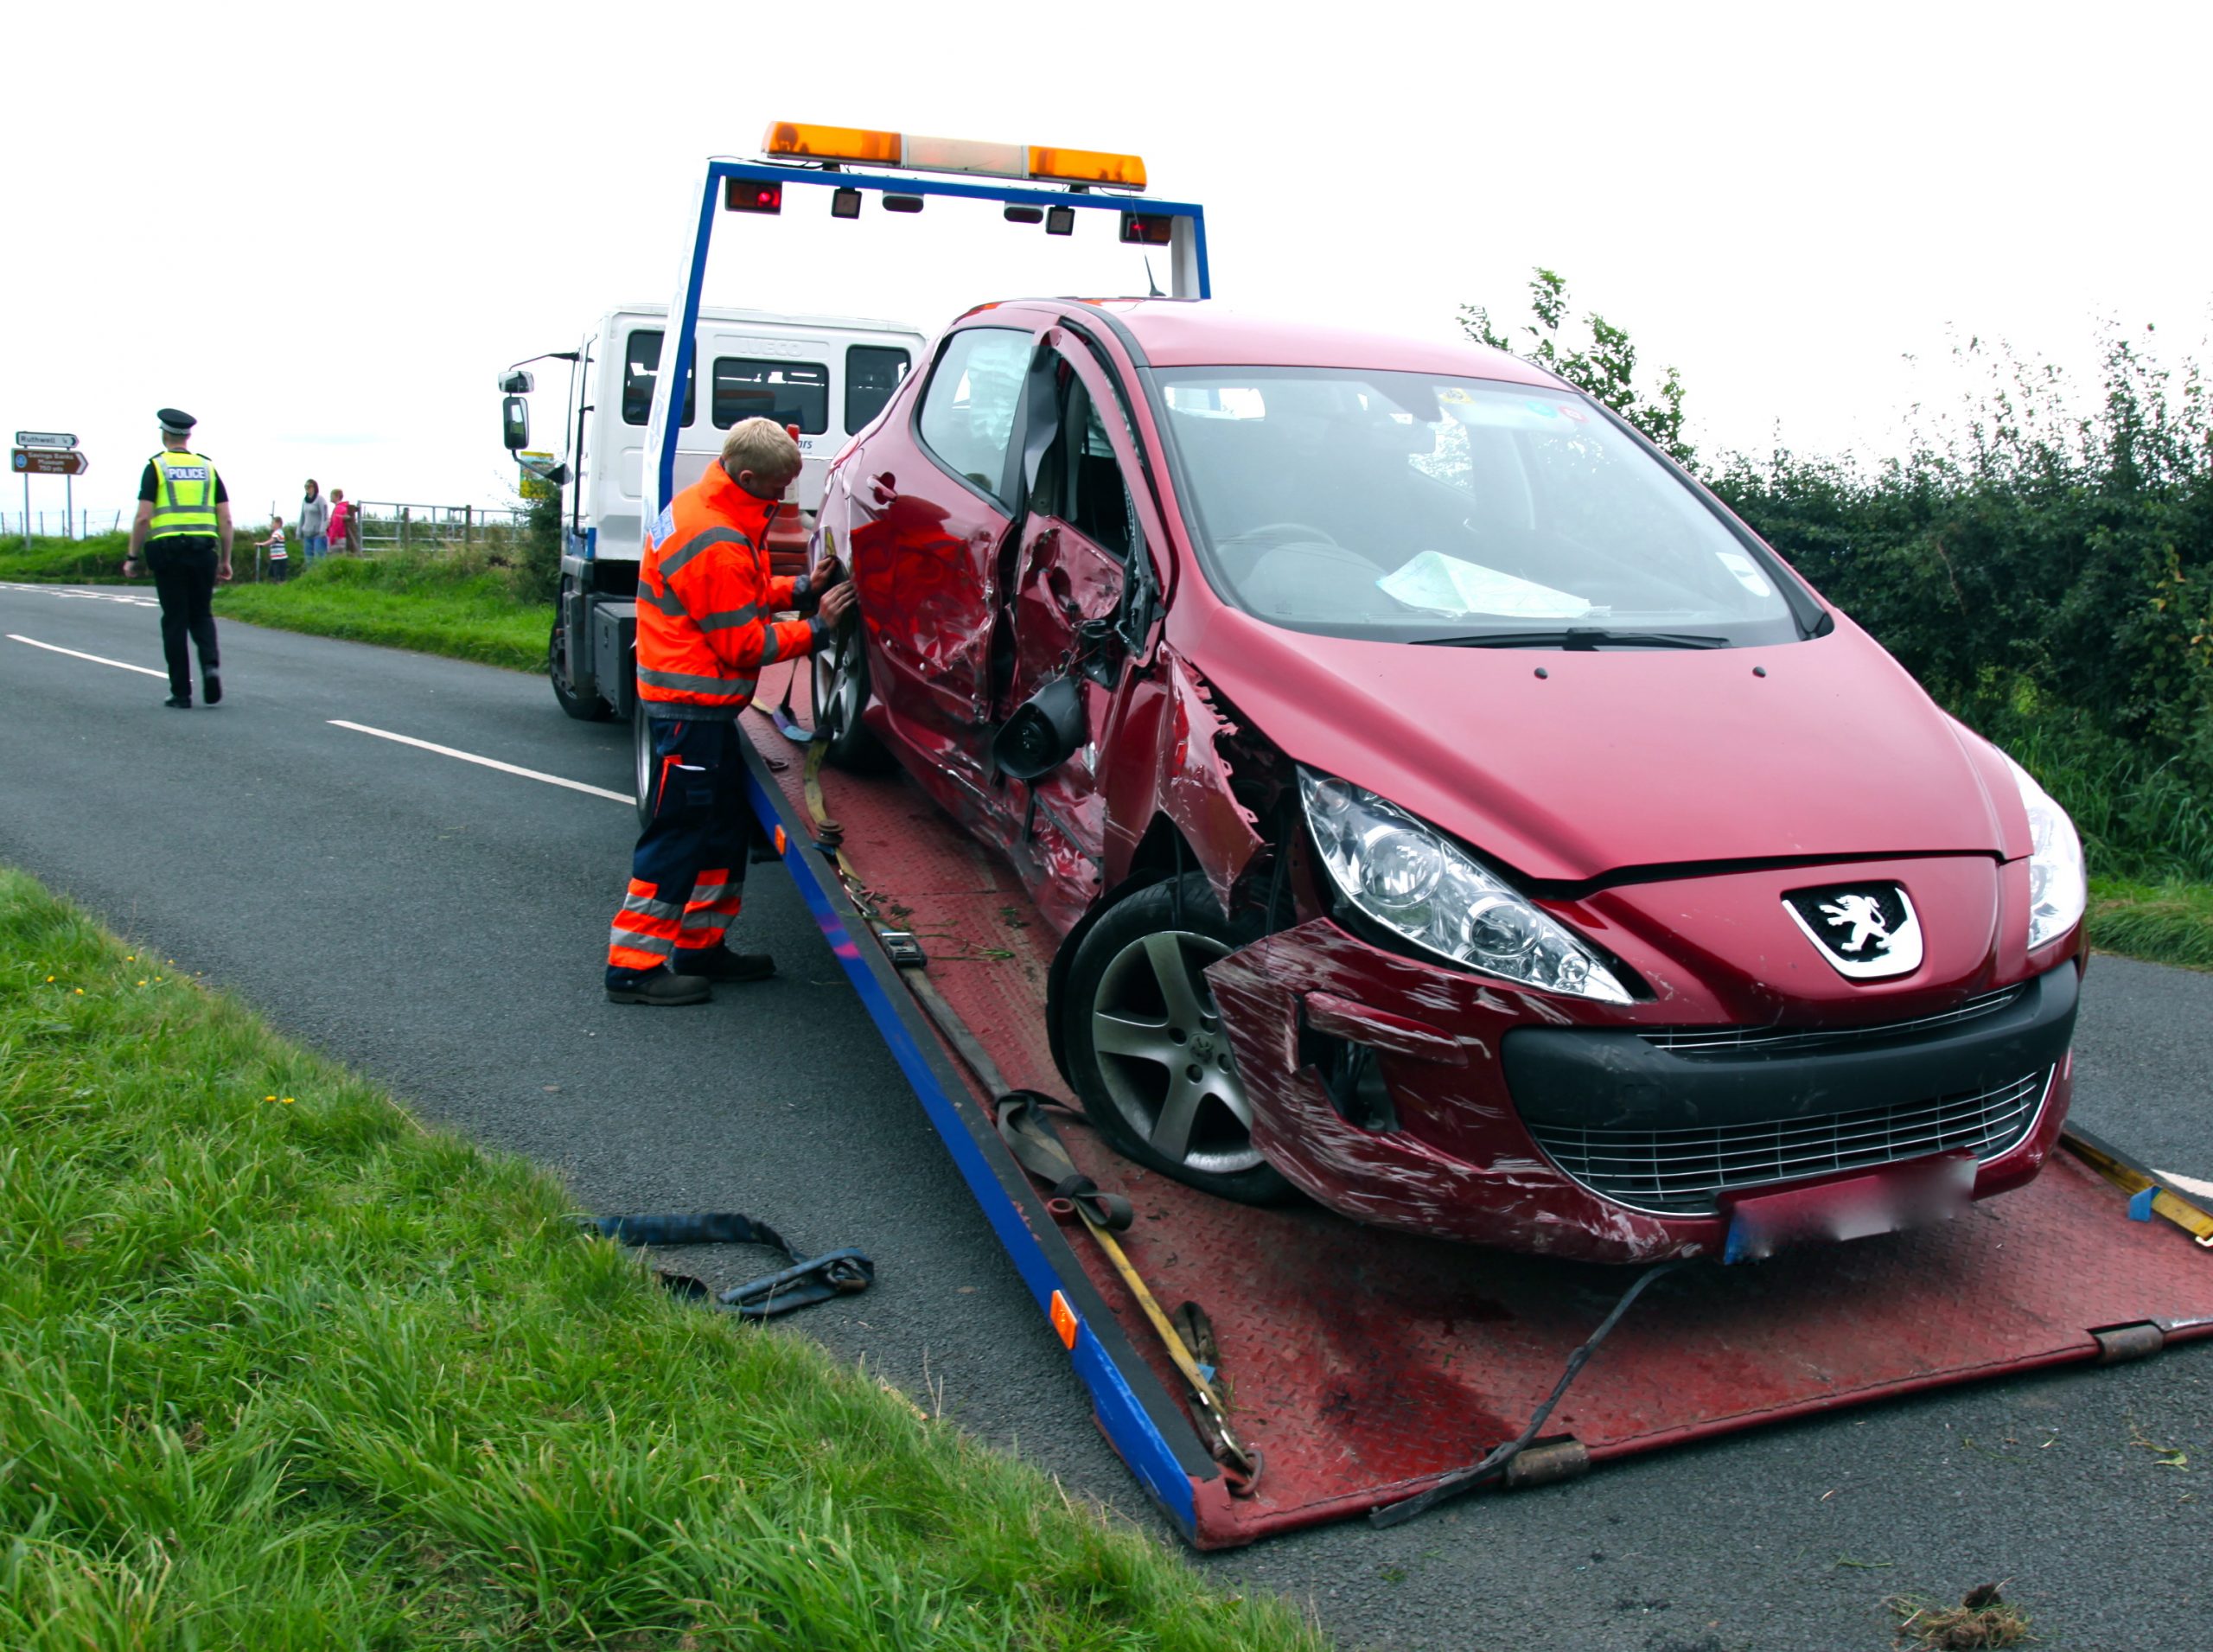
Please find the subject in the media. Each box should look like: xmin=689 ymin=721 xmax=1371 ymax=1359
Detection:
xmin=635 ymin=461 xmax=820 ymax=719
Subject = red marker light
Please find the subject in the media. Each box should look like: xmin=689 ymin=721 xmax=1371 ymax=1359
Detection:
xmin=724 ymin=179 xmax=783 ymax=214
xmin=1119 ymin=211 xmax=1174 ymax=246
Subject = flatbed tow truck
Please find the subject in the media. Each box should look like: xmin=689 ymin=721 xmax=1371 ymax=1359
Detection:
xmin=638 ymin=131 xmax=2213 ymax=1548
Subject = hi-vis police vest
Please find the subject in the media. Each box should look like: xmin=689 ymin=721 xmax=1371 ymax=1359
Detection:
xmin=147 ymin=450 xmax=221 ymax=542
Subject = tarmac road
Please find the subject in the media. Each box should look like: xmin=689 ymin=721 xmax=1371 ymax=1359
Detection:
xmin=3 ymin=581 xmax=2208 ymax=1652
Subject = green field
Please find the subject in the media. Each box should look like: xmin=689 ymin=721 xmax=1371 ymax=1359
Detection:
xmin=0 ymin=866 xmax=1323 ymax=1650
xmin=213 ymin=550 xmax=550 ymax=671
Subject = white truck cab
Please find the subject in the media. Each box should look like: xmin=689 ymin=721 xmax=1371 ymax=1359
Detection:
xmin=502 ymin=304 xmax=926 ymax=721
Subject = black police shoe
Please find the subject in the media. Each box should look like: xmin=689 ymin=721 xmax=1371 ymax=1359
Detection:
xmin=605 ymin=967 xmax=712 ymax=1005
xmin=203 ymin=672 xmax=222 ymax=705
xmin=164 ymin=695 xmax=192 ymax=709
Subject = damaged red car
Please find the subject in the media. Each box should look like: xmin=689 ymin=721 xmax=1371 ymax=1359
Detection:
xmin=813 ymin=299 xmax=2089 ymax=1263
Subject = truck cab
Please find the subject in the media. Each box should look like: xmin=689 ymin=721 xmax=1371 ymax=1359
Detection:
xmin=503 ymin=304 xmax=926 ymax=722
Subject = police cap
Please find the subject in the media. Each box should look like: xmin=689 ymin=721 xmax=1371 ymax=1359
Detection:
xmin=156 ymin=407 xmax=196 ymax=436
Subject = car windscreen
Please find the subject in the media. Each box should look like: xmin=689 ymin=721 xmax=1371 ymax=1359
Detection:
xmin=1155 ymin=368 xmax=1805 ymax=646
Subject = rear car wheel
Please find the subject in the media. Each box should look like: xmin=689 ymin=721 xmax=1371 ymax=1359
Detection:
xmin=1062 ymin=873 xmax=1293 ymax=1204
xmin=812 ymin=615 xmax=891 ymax=772
xmin=548 ymin=616 xmax=614 ymax=722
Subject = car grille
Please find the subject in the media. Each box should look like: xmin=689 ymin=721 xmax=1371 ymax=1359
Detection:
xmin=1527 ymin=1066 xmax=2051 ymax=1217
xmin=1640 ymin=985 xmax=2024 ymax=1057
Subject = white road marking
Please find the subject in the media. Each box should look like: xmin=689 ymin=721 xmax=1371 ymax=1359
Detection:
xmin=0 ymin=581 xmax=159 ymax=609
xmin=2157 ymin=1168 xmax=2213 ymax=1201
xmin=330 ymin=719 xmax=635 ymax=806
xmin=6 ymin=633 xmax=169 ymax=679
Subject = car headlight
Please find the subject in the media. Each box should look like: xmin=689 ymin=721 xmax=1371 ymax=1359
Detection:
xmin=1298 ymin=769 xmax=1632 ymax=1003
xmin=2001 ymin=752 xmax=2087 ymax=951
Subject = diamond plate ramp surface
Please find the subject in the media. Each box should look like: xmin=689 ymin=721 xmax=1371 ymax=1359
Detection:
xmin=747 ymin=692 xmax=2213 ymax=1546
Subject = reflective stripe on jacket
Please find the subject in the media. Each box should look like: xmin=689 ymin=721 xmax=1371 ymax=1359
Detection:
xmin=635 ymin=460 xmax=818 ymax=719
xmin=147 ymin=450 xmax=221 ymax=541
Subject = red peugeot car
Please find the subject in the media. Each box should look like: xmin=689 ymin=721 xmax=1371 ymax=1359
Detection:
xmin=812 ymin=299 xmax=2089 ymax=1264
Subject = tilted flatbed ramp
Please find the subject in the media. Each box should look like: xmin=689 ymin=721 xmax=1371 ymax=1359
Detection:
xmin=737 ymin=696 xmax=2213 ymax=1549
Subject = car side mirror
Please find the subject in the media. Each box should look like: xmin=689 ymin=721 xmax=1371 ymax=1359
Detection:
xmin=501 ymin=396 xmax=529 ymax=451
xmin=501 ymin=369 xmax=535 ymax=395
xmin=992 ymin=674 xmax=1087 ymax=781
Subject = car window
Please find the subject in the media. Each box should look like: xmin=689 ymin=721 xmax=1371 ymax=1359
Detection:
xmin=1158 ymin=367 xmax=1802 ymax=647
xmin=622 ymin=329 xmax=695 ymax=428
xmin=712 ymin=357 xmax=828 ymax=432
xmin=1036 ymin=373 xmax=1132 ymax=560
xmin=845 ymin=344 xmax=911 ymax=434
xmin=916 ymin=327 xmax=1031 ymax=503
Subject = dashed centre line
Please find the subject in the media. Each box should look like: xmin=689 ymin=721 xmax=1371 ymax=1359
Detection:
xmin=329 ymin=719 xmax=635 ymax=806
xmin=6 ymin=633 xmax=169 ymax=679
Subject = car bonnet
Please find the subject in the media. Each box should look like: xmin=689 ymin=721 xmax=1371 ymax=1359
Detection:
xmin=1185 ymin=608 xmax=2018 ymax=884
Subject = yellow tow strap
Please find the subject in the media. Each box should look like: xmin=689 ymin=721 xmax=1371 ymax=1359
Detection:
xmin=2064 ymin=1127 xmax=2213 ymax=1249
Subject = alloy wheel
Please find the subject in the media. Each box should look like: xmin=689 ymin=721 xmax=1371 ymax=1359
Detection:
xmin=1089 ymin=929 xmax=1261 ymax=1174
xmin=812 ymin=618 xmax=864 ymax=743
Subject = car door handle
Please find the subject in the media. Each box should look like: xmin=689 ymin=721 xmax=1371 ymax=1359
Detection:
xmin=869 ymin=471 xmax=897 ymax=504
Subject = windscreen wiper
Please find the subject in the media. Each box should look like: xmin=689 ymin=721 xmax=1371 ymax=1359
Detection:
xmin=1414 ymin=628 xmax=1731 ymax=650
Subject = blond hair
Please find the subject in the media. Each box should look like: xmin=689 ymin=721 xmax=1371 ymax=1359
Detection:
xmin=719 ymin=418 xmax=802 ymax=487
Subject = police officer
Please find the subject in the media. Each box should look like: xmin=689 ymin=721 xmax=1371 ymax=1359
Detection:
xmin=122 ymin=409 xmax=233 ymax=708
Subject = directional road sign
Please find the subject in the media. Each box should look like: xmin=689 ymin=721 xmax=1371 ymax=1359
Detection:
xmin=14 ymin=431 xmax=78 ymax=450
xmin=12 ymin=449 xmax=90 ymax=476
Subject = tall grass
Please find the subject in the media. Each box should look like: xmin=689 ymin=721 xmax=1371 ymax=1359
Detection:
xmin=0 ymin=866 xmax=1327 ymax=1649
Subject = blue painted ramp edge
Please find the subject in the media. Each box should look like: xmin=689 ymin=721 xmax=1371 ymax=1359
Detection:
xmin=740 ymin=737 xmax=1214 ymax=1535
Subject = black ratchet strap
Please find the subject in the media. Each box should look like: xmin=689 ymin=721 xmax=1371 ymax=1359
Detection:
xmin=995 ymin=1090 xmax=1133 ymax=1233
xmin=581 ymin=1210 xmax=873 ymax=1318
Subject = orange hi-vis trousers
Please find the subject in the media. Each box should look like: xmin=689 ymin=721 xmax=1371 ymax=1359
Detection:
xmin=607 ymin=718 xmax=751 ymax=983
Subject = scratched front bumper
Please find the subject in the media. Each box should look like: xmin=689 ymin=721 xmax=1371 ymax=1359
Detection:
xmin=1205 ymin=915 xmax=2076 ymax=1264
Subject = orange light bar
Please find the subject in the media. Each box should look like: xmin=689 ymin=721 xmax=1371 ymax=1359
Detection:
xmin=763 ymin=122 xmax=901 ymax=165
xmin=1028 ymin=145 xmax=1148 ymax=190
xmin=763 ymin=122 xmax=1148 ymax=191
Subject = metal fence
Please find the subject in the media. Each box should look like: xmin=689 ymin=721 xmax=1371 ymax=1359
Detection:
xmin=3 ymin=510 xmax=128 ymax=539
xmin=352 ymin=501 xmax=528 ymax=553
xmin=4 ymin=505 xmax=526 ymax=547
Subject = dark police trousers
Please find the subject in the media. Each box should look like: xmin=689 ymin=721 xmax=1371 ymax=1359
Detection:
xmin=145 ymin=537 xmax=221 ymax=699
xmin=605 ymin=718 xmax=752 ymax=985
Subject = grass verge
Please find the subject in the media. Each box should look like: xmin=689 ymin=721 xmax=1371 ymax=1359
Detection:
xmin=2089 ymin=877 xmax=2213 ymax=973
xmin=0 ymin=867 xmax=1323 ymax=1650
xmin=214 ymin=550 xmax=549 ymax=671
xmin=0 ymin=531 xmax=143 ymax=585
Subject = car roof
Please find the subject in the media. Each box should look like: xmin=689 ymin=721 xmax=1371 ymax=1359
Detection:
xmin=1007 ymin=298 xmax=1566 ymax=386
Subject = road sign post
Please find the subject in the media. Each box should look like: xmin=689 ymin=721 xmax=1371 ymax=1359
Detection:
xmin=11 ymin=443 xmax=89 ymax=543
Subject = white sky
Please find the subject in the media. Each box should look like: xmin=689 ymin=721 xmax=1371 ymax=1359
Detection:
xmin=6 ymin=0 xmax=2210 ymax=526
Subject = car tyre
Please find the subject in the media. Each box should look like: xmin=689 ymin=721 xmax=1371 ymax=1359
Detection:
xmin=1061 ymin=872 xmax=1294 ymax=1204
xmin=813 ymin=613 xmax=892 ymax=772
xmin=549 ymin=616 xmax=615 ymax=722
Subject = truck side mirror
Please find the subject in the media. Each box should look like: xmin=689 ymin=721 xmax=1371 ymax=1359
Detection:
xmin=502 ymin=396 xmax=530 ymax=451
xmin=501 ymin=369 xmax=535 ymax=394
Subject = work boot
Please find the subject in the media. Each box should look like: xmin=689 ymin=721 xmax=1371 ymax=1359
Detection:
xmin=163 ymin=695 xmax=191 ymax=709
xmin=605 ymin=966 xmax=711 ymax=1005
xmin=673 ymin=946 xmax=775 ymax=983
xmin=203 ymin=671 xmax=222 ymax=705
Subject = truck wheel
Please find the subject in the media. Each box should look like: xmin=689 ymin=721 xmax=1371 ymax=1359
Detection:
xmin=632 ymin=697 xmax=655 ymax=830
xmin=1061 ymin=873 xmax=1293 ymax=1204
xmin=549 ymin=617 xmax=614 ymax=722
xmin=813 ymin=615 xmax=891 ymax=772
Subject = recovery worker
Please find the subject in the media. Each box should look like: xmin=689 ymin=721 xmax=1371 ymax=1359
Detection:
xmin=605 ymin=418 xmax=855 ymax=1004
